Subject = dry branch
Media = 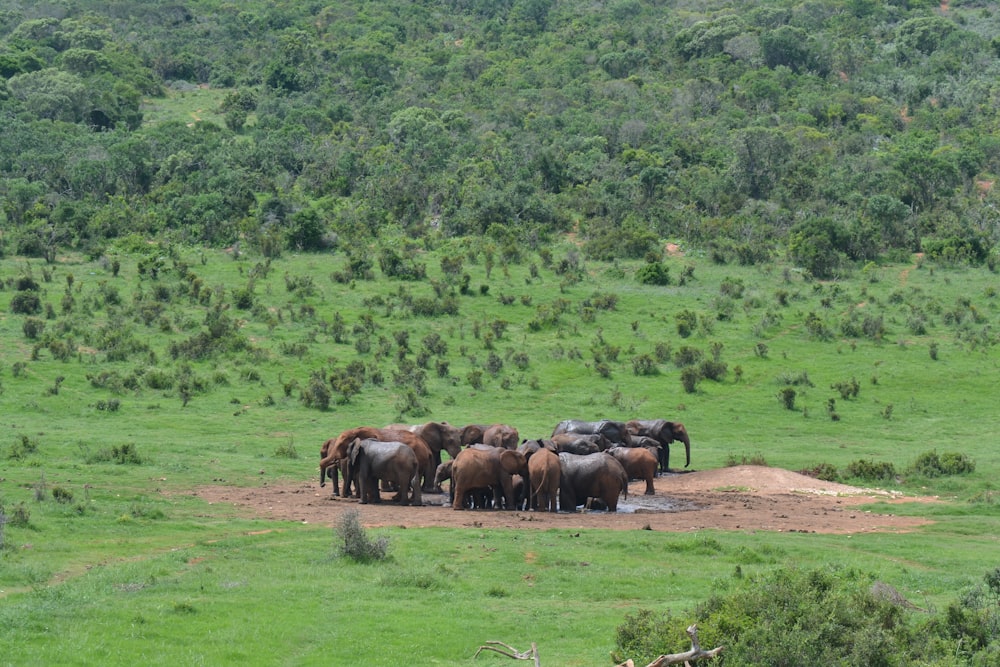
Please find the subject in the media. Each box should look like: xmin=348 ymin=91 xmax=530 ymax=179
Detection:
xmin=614 ymin=624 xmax=723 ymax=667
xmin=474 ymin=641 xmax=540 ymax=667
xmin=475 ymin=624 xmax=721 ymax=667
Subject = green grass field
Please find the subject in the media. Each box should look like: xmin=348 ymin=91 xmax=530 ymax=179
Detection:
xmin=2 ymin=242 xmax=999 ymax=664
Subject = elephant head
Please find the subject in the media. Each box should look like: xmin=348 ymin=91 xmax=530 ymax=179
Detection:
xmin=660 ymin=421 xmax=690 ymax=468
xmin=626 ymin=419 xmax=691 ymax=471
xmin=404 ymin=421 xmax=464 ymax=466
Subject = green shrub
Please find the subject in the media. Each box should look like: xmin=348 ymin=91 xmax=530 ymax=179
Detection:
xmin=831 ymin=377 xmax=860 ymax=400
xmin=778 ymin=387 xmax=796 ymax=410
xmin=334 ymin=509 xmax=389 ymax=562
xmin=908 ymin=450 xmax=975 ymax=478
xmin=8 ymin=434 xmax=39 ymax=460
xmin=10 ymin=291 xmax=42 ymax=315
xmin=726 ymin=452 xmax=768 ymax=466
xmin=51 ymin=486 xmax=74 ymax=504
xmin=631 ymin=354 xmax=658 ymax=376
xmin=672 ymin=346 xmax=703 ymax=368
xmin=800 ymin=462 xmax=839 ymax=481
xmin=614 ymin=609 xmax=687 ymax=665
xmin=636 ymin=261 xmax=670 ymax=285
xmin=845 ymin=459 xmax=896 ymax=482
xmin=680 ymin=367 xmax=701 ymax=394
xmin=22 ymin=317 xmax=45 ymax=339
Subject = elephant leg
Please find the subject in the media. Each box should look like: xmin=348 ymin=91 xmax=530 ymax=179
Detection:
xmin=644 ymin=475 xmax=655 ymax=495
xmin=410 ymin=472 xmax=422 ymax=506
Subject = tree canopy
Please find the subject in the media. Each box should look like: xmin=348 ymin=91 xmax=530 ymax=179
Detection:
xmin=1 ymin=0 xmax=1000 ymax=270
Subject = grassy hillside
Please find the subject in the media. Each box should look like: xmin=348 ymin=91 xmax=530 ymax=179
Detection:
xmin=1 ymin=244 xmax=999 ymax=663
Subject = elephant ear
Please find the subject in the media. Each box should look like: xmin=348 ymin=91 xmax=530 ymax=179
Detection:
xmin=349 ymin=438 xmax=364 ymax=466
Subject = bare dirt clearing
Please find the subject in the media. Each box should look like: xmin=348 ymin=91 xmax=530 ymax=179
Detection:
xmin=194 ymin=465 xmax=936 ymax=534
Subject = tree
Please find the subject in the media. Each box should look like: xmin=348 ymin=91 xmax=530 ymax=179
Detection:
xmin=788 ymin=216 xmax=849 ymax=279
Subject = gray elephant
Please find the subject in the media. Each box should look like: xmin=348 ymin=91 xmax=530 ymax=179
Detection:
xmin=451 ymin=445 xmax=528 ymax=510
xmin=626 ymin=419 xmax=691 ymax=473
xmin=552 ymin=419 xmax=633 ymax=447
xmin=550 ymin=432 xmax=609 ymax=454
xmin=346 ymin=438 xmax=422 ymax=506
xmin=558 ymin=452 xmax=628 ymax=512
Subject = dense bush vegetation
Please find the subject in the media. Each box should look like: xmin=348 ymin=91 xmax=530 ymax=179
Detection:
xmin=616 ymin=565 xmax=1000 ymax=665
xmin=1 ymin=0 xmax=1000 ymax=268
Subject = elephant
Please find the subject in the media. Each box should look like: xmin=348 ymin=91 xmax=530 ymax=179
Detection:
xmin=625 ymin=419 xmax=691 ymax=473
xmin=458 ymin=423 xmax=489 ymax=446
xmin=320 ymin=426 xmax=435 ymax=497
xmin=549 ymin=432 xmax=609 ymax=455
xmin=606 ymin=446 xmax=658 ymax=495
xmin=450 ymin=445 xmax=528 ymax=510
xmin=433 ymin=460 xmax=493 ymax=508
xmin=558 ymin=452 xmax=628 ymax=512
xmin=527 ymin=446 xmax=560 ymax=512
xmin=345 ymin=438 xmax=422 ymax=506
xmin=482 ymin=423 xmax=519 ymax=449
xmin=552 ymin=419 xmax=633 ymax=447
xmin=385 ymin=421 xmax=464 ymax=471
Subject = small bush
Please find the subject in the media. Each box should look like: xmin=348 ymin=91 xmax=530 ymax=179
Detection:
xmin=274 ymin=441 xmax=299 ymax=459
xmin=680 ymin=367 xmax=701 ymax=394
xmin=778 ymin=387 xmax=796 ymax=410
xmin=51 ymin=486 xmax=74 ymax=504
xmin=800 ymin=463 xmax=840 ymax=481
xmin=10 ymin=291 xmax=42 ymax=315
xmin=908 ymin=450 xmax=975 ymax=478
xmin=831 ymin=377 xmax=860 ymax=400
xmin=7 ymin=433 xmax=37 ymax=460
xmin=22 ymin=317 xmax=45 ymax=340
xmin=725 ymin=452 xmax=768 ymax=467
xmin=334 ymin=509 xmax=389 ymax=562
xmin=631 ymin=354 xmax=658 ymax=376
xmin=845 ymin=459 xmax=896 ymax=482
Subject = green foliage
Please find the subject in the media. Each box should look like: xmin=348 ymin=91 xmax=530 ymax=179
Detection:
xmin=635 ymin=260 xmax=670 ymax=286
xmin=690 ymin=567 xmax=917 ymax=665
xmin=845 ymin=459 xmax=896 ymax=482
xmin=908 ymin=450 xmax=975 ymax=478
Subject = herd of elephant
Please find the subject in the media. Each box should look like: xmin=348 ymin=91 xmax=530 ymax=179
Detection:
xmin=318 ymin=419 xmax=691 ymax=513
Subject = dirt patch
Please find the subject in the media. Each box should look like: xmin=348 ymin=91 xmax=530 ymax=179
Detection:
xmin=193 ymin=466 xmax=936 ymax=534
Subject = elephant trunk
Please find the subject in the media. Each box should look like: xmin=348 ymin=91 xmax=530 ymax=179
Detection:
xmin=682 ymin=435 xmax=691 ymax=468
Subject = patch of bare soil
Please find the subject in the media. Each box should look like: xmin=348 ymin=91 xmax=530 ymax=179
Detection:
xmin=193 ymin=466 xmax=936 ymax=534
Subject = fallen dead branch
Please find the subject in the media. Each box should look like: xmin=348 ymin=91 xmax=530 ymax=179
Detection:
xmin=474 ymin=624 xmax=722 ymax=667
xmin=474 ymin=641 xmax=540 ymax=666
xmin=614 ymin=624 xmax=723 ymax=667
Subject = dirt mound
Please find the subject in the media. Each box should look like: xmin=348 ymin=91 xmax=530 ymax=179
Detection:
xmin=192 ymin=465 xmax=935 ymax=534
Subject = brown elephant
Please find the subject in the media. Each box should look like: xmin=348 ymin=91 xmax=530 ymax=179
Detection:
xmin=482 ymin=423 xmax=519 ymax=449
xmin=319 ymin=426 xmax=434 ymax=497
xmin=450 ymin=445 xmax=528 ymax=510
xmin=385 ymin=421 xmax=464 ymax=471
xmin=558 ymin=452 xmax=628 ymax=512
xmin=458 ymin=423 xmax=488 ymax=446
xmin=434 ymin=459 xmax=492 ymax=508
xmin=606 ymin=446 xmax=657 ymax=495
xmin=527 ymin=446 xmax=560 ymax=512
xmin=625 ymin=419 xmax=691 ymax=473
xmin=346 ymin=438 xmax=422 ymax=506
